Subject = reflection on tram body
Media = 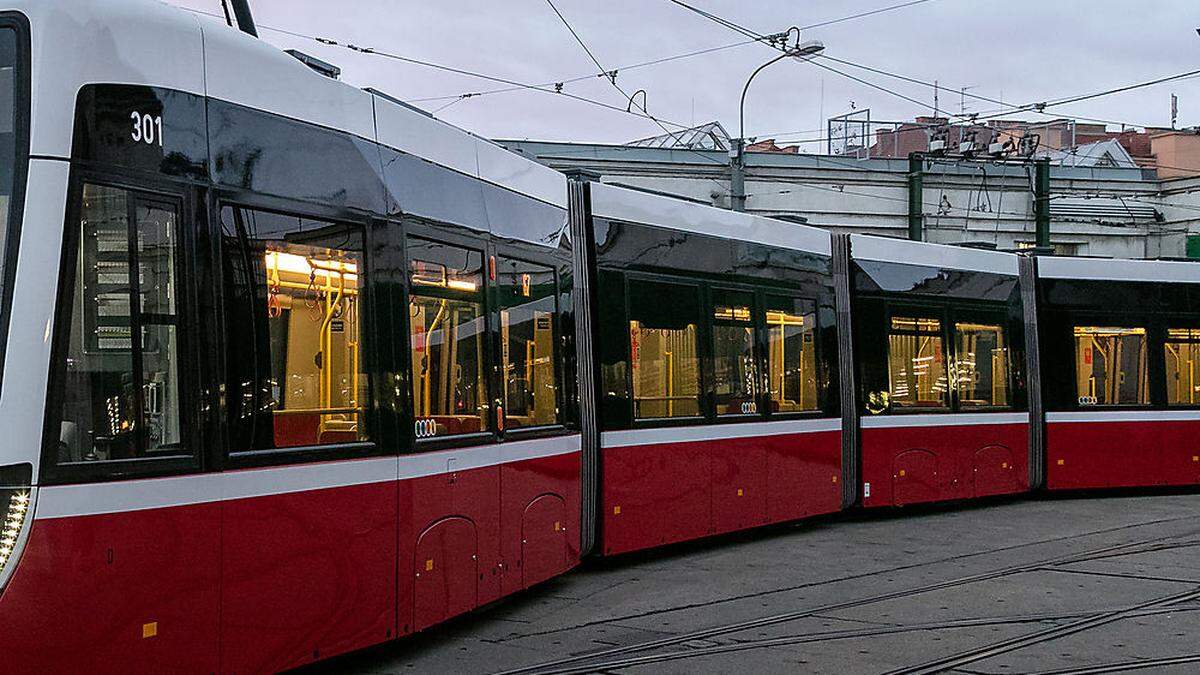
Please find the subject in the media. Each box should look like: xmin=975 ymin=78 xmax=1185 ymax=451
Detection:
xmin=953 ymin=322 xmax=1008 ymax=408
xmin=887 ymin=316 xmax=948 ymax=408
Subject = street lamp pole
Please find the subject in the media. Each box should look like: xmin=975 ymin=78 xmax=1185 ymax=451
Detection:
xmin=730 ymin=36 xmax=825 ymax=212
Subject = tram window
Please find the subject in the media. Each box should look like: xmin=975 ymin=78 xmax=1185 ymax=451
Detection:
xmin=628 ymin=279 xmax=700 ymax=419
xmin=712 ymin=289 xmax=757 ymax=416
xmin=56 ymin=184 xmax=186 ymax=464
xmin=222 ymin=207 xmax=368 ymax=451
xmin=408 ymin=238 xmax=487 ymax=438
xmin=1164 ymin=328 xmax=1200 ymax=406
xmin=887 ymin=316 xmax=949 ymax=409
xmin=1073 ymin=326 xmax=1148 ymax=406
xmin=954 ymin=322 xmax=1009 ymax=408
xmin=764 ymin=296 xmax=818 ymax=414
xmin=497 ymin=257 xmax=559 ymax=429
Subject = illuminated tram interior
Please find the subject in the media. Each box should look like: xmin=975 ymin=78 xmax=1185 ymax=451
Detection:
xmin=263 ymin=248 xmax=363 ymax=447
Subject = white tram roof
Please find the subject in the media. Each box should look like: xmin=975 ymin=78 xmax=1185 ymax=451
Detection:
xmin=850 ymin=233 xmax=1020 ymax=276
xmin=1038 ymin=256 xmax=1200 ymax=284
xmin=589 ymin=181 xmax=833 ymax=256
xmin=16 ymin=0 xmax=566 ymax=209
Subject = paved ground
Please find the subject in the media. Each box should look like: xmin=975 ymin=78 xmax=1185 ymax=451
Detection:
xmin=309 ymin=492 xmax=1200 ymax=674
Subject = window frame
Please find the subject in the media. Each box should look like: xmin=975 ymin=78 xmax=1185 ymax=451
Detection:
xmin=882 ymin=303 xmax=953 ymax=413
xmin=948 ymin=306 xmax=1015 ymax=412
xmin=625 ymin=272 xmax=706 ymax=426
xmin=41 ymin=172 xmax=202 ymax=485
xmin=1064 ymin=314 xmax=1153 ymax=411
xmin=491 ymin=251 xmax=566 ymax=440
xmin=215 ymin=195 xmax=382 ymax=470
xmin=403 ymin=225 xmax=497 ymax=453
xmin=760 ymin=292 xmax=825 ymax=420
xmin=1162 ymin=322 xmax=1200 ymax=409
xmin=0 ymin=14 xmax=30 ymax=418
xmin=710 ymin=285 xmax=760 ymax=420
xmin=866 ymin=299 xmax=1017 ymax=416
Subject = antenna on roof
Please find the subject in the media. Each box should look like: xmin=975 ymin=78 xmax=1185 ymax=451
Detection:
xmin=229 ymin=0 xmax=258 ymax=37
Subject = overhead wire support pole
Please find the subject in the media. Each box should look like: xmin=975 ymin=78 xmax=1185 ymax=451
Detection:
xmin=735 ymin=50 xmax=797 ymax=211
xmin=908 ymin=152 xmax=924 ymax=241
xmin=1035 ymin=158 xmax=1051 ymax=250
xmin=734 ymin=29 xmax=821 ymax=212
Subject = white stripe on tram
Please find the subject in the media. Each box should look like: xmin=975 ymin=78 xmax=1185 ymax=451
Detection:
xmin=860 ymin=412 xmax=1029 ymax=429
xmin=1047 ymin=410 xmax=1200 ymax=424
xmin=602 ymin=418 xmax=842 ymax=449
xmin=34 ymin=435 xmax=581 ymax=520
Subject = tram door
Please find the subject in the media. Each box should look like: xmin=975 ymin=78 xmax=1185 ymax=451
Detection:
xmin=43 ymin=179 xmax=221 ymax=671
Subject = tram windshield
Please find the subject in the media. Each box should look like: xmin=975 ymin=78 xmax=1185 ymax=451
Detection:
xmin=0 ymin=26 xmax=22 ymax=305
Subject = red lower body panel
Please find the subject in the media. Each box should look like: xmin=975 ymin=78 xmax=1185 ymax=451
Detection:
xmin=600 ymin=424 xmax=842 ymax=556
xmin=0 ymin=503 xmax=222 ymax=674
xmin=0 ymin=441 xmax=581 ymax=674
xmin=220 ymin=481 xmax=398 ymax=673
xmin=1047 ymin=418 xmax=1200 ymax=490
xmin=860 ymin=421 xmax=1029 ymax=508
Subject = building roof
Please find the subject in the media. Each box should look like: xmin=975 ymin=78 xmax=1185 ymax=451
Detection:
xmin=1043 ymin=138 xmax=1138 ymax=168
xmin=626 ymin=121 xmax=731 ymax=151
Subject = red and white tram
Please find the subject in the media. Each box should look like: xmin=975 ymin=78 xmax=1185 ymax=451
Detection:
xmin=0 ymin=1 xmax=579 ymax=671
xmin=2 ymin=1 xmax=1200 ymax=672
xmin=1037 ymin=256 xmax=1200 ymax=490
xmin=847 ymin=235 xmax=1031 ymax=507
xmin=576 ymin=181 xmax=844 ymax=555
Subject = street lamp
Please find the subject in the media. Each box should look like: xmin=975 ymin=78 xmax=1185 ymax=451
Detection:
xmin=730 ymin=37 xmax=825 ymax=211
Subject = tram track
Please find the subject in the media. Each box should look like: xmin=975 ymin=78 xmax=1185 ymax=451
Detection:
xmin=1029 ymin=653 xmax=1200 ymax=674
xmin=884 ymin=586 xmax=1200 ymax=675
xmin=495 ymin=526 xmax=1200 ymax=675
xmin=494 ymin=514 xmax=1200 ymax=644
xmin=493 ymin=604 xmax=1200 ymax=675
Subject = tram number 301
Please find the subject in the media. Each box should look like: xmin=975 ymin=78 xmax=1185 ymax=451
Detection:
xmin=130 ymin=111 xmax=164 ymax=147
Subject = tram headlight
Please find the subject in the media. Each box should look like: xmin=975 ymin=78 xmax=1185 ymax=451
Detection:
xmin=0 ymin=463 xmax=33 ymax=591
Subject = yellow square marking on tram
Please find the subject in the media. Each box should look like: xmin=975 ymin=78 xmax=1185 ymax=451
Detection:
xmin=554 ymin=521 xmax=561 ymax=532
xmin=613 ymin=506 xmax=621 ymax=515
xmin=737 ymin=489 xmax=744 ymax=497
xmin=899 ymin=469 xmax=906 ymax=477
xmin=142 ymin=622 xmax=158 ymax=639
xmin=1057 ymin=459 xmax=1065 ymax=466
xmin=425 ymin=559 xmax=434 ymax=572
xmin=832 ymin=475 xmax=838 ymax=484
xmin=1002 ymin=462 xmax=1008 ymax=469
xmin=1193 ymin=456 xmax=1198 ymax=463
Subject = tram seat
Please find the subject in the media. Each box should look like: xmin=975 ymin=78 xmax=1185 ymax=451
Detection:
xmin=318 ymin=430 xmax=358 ymax=444
xmin=274 ymin=414 xmax=321 ymax=448
xmin=431 ymin=416 xmax=480 ymax=436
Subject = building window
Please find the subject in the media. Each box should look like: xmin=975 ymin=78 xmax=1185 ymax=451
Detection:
xmin=712 ymin=289 xmax=757 ymax=416
xmin=629 ymin=279 xmax=700 ymax=419
xmin=497 ymin=257 xmax=559 ymax=429
xmin=1164 ymin=328 xmax=1200 ymax=406
xmin=222 ymin=206 xmax=369 ymax=452
xmin=887 ymin=316 xmax=949 ymax=409
xmin=1015 ymin=241 xmax=1081 ymax=256
xmin=408 ymin=238 xmax=487 ymax=438
xmin=57 ymin=185 xmax=185 ymax=464
xmin=765 ymin=296 xmax=818 ymax=413
xmin=954 ymin=322 xmax=1009 ymax=408
xmin=1073 ymin=326 xmax=1147 ymax=406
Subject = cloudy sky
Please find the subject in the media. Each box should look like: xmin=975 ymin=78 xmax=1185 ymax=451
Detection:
xmin=168 ymin=0 xmax=1200 ymax=147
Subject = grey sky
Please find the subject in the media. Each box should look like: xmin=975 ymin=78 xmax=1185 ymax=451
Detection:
xmin=169 ymin=0 xmax=1200 ymax=146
